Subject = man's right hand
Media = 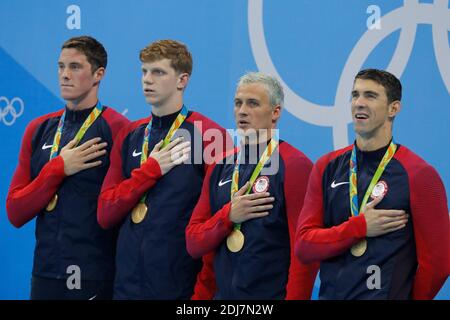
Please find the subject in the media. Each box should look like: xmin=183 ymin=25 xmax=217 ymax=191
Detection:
xmin=149 ymin=137 xmax=191 ymax=175
xmin=229 ymin=182 xmax=275 ymax=224
xmin=60 ymin=137 xmax=108 ymax=176
xmin=363 ymin=195 xmax=409 ymax=237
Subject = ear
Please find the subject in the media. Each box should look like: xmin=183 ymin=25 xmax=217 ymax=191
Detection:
xmin=388 ymin=100 xmax=401 ymax=118
xmin=93 ymin=67 xmax=105 ymax=83
xmin=271 ymin=105 xmax=282 ymax=126
xmin=177 ymin=73 xmax=190 ymax=90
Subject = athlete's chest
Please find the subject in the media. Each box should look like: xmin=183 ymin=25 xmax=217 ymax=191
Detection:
xmin=122 ymin=126 xmax=167 ymax=175
xmin=31 ymin=119 xmax=110 ymax=176
xmin=121 ymin=122 xmax=202 ymax=179
xmin=323 ymin=156 xmax=410 ymax=227
xmin=209 ymin=161 xmax=285 ymax=214
xmin=30 ymin=118 xmax=111 ymax=197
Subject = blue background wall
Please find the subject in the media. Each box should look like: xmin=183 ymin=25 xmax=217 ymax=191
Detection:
xmin=0 ymin=0 xmax=448 ymax=299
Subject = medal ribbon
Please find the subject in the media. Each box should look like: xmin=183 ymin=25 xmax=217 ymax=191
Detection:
xmin=137 ymin=105 xmax=188 ymax=204
xmin=349 ymin=141 xmax=396 ymax=217
xmin=49 ymin=101 xmax=103 ymax=160
xmin=231 ymin=139 xmax=279 ymax=231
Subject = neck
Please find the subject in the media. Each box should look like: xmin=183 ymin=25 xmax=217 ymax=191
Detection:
xmin=242 ymin=128 xmax=274 ymax=145
xmin=356 ymin=132 xmax=392 ymax=151
xmin=66 ymin=90 xmax=99 ymax=111
xmin=151 ymin=95 xmax=184 ymax=117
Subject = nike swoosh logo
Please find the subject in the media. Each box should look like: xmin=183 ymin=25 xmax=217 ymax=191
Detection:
xmin=218 ymin=179 xmax=232 ymax=187
xmin=42 ymin=143 xmax=52 ymax=150
xmin=331 ymin=180 xmax=350 ymax=188
xmin=88 ymin=294 xmax=97 ymax=300
xmin=132 ymin=150 xmax=142 ymax=157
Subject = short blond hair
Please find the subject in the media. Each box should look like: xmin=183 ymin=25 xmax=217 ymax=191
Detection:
xmin=139 ymin=39 xmax=192 ymax=75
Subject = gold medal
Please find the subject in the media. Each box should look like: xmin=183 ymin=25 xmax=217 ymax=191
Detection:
xmin=351 ymin=239 xmax=367 ymax=257
xmin=226 ymin=229 xmax=245 ymax=253
xmin=46 ymin=194 xmax=58 ymax=212
xmin=131 ymin=203 xmax=148 ymax=224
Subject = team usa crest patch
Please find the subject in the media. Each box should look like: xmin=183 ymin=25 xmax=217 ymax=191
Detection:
xmin=253 ymin=176 xmax=270 ymax=193
xmin=371 ymin=180 xmax=388 ymax=199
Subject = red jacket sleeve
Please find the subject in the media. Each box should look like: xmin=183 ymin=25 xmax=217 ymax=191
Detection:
xmin=187 ymin=158 xmax=234 ymax=300
xmin=102 ymin=107 xmax=130 ymax=141
xmin=191 ymin=252 xmax=217 ymax=300
xmin=186 ymin=115 xmax=233 ymax=300
xmin=281 ymin=147 xmax=319 ymax=300
xmin=404 ymin=161 xmax=449 ymax=299
xmin=97 ymin=125 xmax=162 ymax=229
xmin=186 ymin=162 xmax=234 ymax=259
xmin=6 ymin=118 xmax=66 ymax=228
xmin=295 ymin=155 xmax=367 ymax=264
xmin=188 ymin=112 xmax=234 ymax=173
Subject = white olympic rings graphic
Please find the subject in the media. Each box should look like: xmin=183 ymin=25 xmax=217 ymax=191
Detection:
xmin=0 ymin=96 xmax=24 ymax=126
xmin=248 ymin=0 xmax=450 ymax=149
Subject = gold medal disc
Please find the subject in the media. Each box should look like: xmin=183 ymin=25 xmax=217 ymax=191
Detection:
xmin=351 ymin=239 xmax=367 ymax=257
xmin=226 ymin=229 xmax=245 ymax=253
xmin=46 ymin=194 xmax=58 ymax=212
xmin=131 ymin=203 xmax=148 ymax=224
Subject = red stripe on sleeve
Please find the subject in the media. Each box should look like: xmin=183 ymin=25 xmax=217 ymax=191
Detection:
xmin=97 ymin=119 xmax=162 ymax=229
xmin=186 ymin=157 xmax=234 ymax=259
xmin=395 ymin=147 xmax=449 ymax=300
xmin=101 ymin=106 xmax=130 ymax=139
xmin=295 ymin=146 xmax=367 ymax=264
xmin=191 ymin=252 xmax=217 ymax=300
xmin=279 ymin=142 xmax=319 ymax=300
xmin=187 ymin=112 xmax=234 ymax=172
xmin=6 ymin=111 xmax=66 ymax=228
xmin=186 ymin=154 xmax=234 ymax=300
